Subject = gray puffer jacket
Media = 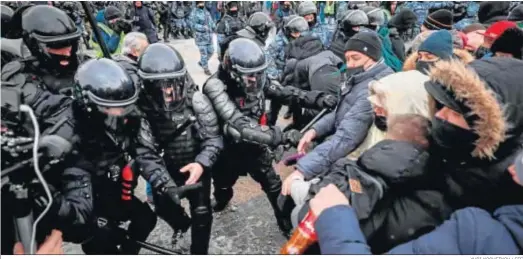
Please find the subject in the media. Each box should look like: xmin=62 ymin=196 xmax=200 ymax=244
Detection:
xmin=296 ymin=61 xmax=394 ymax=179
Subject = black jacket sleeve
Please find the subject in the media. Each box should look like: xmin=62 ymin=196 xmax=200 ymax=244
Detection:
xmin=132 ymin=118 xmax=175 ymax=190
xmin=192 ymin=91 xmax=224 ymax=169
xmin=202 ymin=78 xmax=283 ymax=147
xmin=265 ymin=80 xmax=335 ymax=109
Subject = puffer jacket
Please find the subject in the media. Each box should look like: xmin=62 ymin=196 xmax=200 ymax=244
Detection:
xmin=296 ymin=61 xmax=394 ymax=179
xmin=316 ymin=205 xmax=523 ymax=254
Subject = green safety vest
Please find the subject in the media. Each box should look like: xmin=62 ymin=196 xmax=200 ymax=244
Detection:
xmin=89 ymin=23 xmax=124 ymax=58
xmin=324 ymin=2 xmax=335 ymax=16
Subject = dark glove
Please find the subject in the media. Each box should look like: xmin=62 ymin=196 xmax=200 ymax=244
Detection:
xmin=316 ymin=94 xmax=338 ymax=110
xmin=161 ymin=181 xmax=183 ymax=206
xmin=282 ymin=129 xmax=302 ymax=147
xmin=117 ymin=19 xmax=133 ymax=34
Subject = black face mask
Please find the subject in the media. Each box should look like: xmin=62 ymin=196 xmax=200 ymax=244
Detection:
xmin=229 ymin=9 xmax=238 ymax=17
xmin=345 ymin=65 xmax=365 ymax=78
xmin=415 ymin=60 xmax=435 ymax=75
xmin=374 ymin=115 xmax=387 ymax=131
xmin=283 ymin=5 xmax=290 ymax=11
xmin=474 ymin=46 xmax=490 ymax=59
xmin=431 ymin=117 xmax=478 ymax=156
xmin=198 ymin=5 xmax=205 ymax=9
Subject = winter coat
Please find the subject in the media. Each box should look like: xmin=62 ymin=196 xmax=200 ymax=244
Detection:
xmin=377 ymin=27 xmax=403 ymax=72
xmin=429 ymin=58 xmax=523 ymax=212
xmin=388 ymin=28 xmax=406 ymax=62
xmin=283 ymin=35 xmax=343 ymax=127
xmin=349 ymin=70 xmax=429 ymax=159
xmin=130 ymin=6 xmax=158 ymax=43
xmin=296 ymin=61 xmax=394 ymax=179
xmin=306 ymin=139 xmax=431 ymax=224
xmin=357 ymin=58 xmax=523 ymax=254
xmin=316 ymin=205 xmax=523 ymax=255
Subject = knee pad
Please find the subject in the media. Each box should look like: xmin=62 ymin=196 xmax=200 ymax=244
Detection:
xmin=192 ymin=206 xmax=212 ymax=227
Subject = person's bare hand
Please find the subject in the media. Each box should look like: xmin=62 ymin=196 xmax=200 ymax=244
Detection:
xmin=297 ymin=129 xmax=316 ymax=154
xmin=180 ymin=162 xmax=204 ymax=185
xmin=310 ymin=184 xmax=350 ymax=217
xmin=281 ymin=170 xmax=304 ymax=196
xmin=13 ymin=229 xmax=63 ymax=255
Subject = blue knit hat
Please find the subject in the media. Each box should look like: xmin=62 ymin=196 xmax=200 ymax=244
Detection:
xmin=418 ymin=30 xmax=453 ymax=60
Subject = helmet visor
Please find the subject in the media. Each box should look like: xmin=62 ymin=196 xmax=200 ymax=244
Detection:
xmin=144 ymin=78 xmax=186 ymax=111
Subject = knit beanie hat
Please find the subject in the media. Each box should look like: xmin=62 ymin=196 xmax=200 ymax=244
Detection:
xmin=418 ymin=30 xmax=454 ymax=60
xmin=491 ymin=27 xmax=523 ymax=59
xmin=423 ymin=9 xmax=453 ymax=30
xmin=345 ymin=31 xmax=383 ymax=61
xmin=508 ymin=4 xmax=523 ymax=22
xmin=410 ymin=30 xmax=435 ymax=53
xmin=478 ymin=1 xmax=511 ymax=25
xmin=462 ymin=23 xmax=486 ymax=34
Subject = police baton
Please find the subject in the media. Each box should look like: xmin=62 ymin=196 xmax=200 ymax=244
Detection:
xmin=81 ymin=2 xmax=111 ymax=59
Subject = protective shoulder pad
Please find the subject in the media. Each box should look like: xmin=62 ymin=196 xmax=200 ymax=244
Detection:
xmin=1 ymin=60 xmax=25 ymax=82
xmin=202 ymin=78 xmax=227 ymax=97
xmin=191 ymin=91 xmax=214 ymax=115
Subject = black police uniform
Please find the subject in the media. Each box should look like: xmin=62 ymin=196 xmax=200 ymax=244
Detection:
xmin=202 ymin=38 xmax=333 ymax=235
xmin=137 ymin=43 xmax=223 ymax=254
xmin=71 ymin=58 xmax=176 ymax=255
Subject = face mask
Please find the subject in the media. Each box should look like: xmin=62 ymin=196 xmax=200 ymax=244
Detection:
xmin=374 ymin=115 xmax=387 ymax=131
xmin=474 ymin=46 xmax=490 ymax=59
xmin=415 ymin=60 xmax=435 ymax=75
xmin=431 ymin=117 xmax=478 ymax=155
xmin=198 ymin=5 xmax=205 ymax=9
xmin=230 ymin=9 xmax=238 ymax=16
xmin=283 ymin=5 xmax=290 ymax=10
xmin=345 ymin=65 xmax=365 ymax=78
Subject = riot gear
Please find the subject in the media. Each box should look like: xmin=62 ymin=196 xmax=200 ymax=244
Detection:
xmin=225 ymin=1 xmax=239 ymax=17
xmin=341 ymin=10 xmax=369 ymax=37
xmin=283 ymin=15 xmax=309 ymax=40
xmin=297 ymin=1 xmax=317 ymax=27
xmin=74 ymin=58 xmax=139 ymax=135
xmin=20 ymin=5 xmax=81 ymax=75
xmin=361 ymin=6 xmax=385 ymax=30
xmin=223 ymin=38 xmax=267 ymax=98
xmin=138 ymin=43 xmax=188 ymax=111
xmin=246 ymin=12 xmax=275 ymax=42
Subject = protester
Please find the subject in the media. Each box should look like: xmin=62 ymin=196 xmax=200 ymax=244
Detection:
xmin=282 ymin=31 xmax=394 ymax=196
xmin=90 ymin=6 xmax=131 ymax=57
xmin=490 ymin=27 xmax=523 ymax=59
xmin=128 ymin=1 xmax=158 ymax=44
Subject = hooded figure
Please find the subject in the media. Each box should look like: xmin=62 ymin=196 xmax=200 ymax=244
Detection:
xmin=426 ymin=58 xmax=523 ymax=212
xmin=349 ymin=70 xmax=431 ymax=159
xmin=478 ymin=1 xmax=512 ymax=26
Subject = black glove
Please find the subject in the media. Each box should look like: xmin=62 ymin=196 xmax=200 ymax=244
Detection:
xmin=161 ymin=181 xmax=183 ymax=206
xmin=117 ymin=19 xmax=133 ymax=34
xmin=282 ymin=129 xmax=302 ymax=147
xmin=316 ymin=94 xmax=338 ymax=110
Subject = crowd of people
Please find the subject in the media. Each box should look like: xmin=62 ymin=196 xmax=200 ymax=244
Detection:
xmin=1 ymin=0 xmax=523 ymax=255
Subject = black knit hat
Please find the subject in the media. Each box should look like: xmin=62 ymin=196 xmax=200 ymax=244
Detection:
xmin=344 ymin=31 xmax=382 ymax=61
xmin=491 ymin=27 xmax=523 ymax=59
xmin=478 ymin=1 xmax=511 ymax=25
xmin=423 ymin=9 xmax=453 ymax=30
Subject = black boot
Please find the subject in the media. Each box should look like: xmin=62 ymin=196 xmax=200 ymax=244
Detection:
xmin=267 ymin=191 xmax=293 ymax=238
xmin=212 ymin=187 xmax=233 ymax=212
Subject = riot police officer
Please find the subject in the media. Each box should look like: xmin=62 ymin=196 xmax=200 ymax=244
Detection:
xmin=216 ymin=1 xmax=245 ymax=57
xmin=71 ymin=58 xmax=179 ymax=254
xmin=329 ymin=10 xmax=369 ymax=60
xmin=7 ymin=5 xmax=85 ymax=96
xmin=218 ymin=11 xmax=275 ymax=61
xmin=137 ymin=43 xmax=223 ymax=254
xmin=202 ymin=38 xmax=336 ymax=236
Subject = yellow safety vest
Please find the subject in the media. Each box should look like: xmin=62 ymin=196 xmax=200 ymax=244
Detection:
xmin=89 ymin=23 xmax=124 ymax=58
xmin=324 ymin=1 xmax=335 ymax=16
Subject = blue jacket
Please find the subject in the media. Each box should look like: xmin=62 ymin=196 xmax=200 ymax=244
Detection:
xmin=296 ymin=61 xmax=393 ymax=179
xmin=316 ymin=205 xmax=523 ymax=254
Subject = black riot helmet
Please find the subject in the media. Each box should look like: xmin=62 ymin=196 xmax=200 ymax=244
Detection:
xmin=19 ymin=5 xmax=81 ymax=74
xmin=297 ymin=1 xmax=317 ymax=27
xmin=1 ymin=5 xmax=14 ymax=38
xmin=74 ymin=58 xmax=138 ymax=133
xmin=283 ymin=15 xmax=309 ymax=40
xmin=138 ymin=43 xmax=188 ymax=111
xmin=225 ymin=1 xmax=239 ymax=17
xmin=341 ymin=10 xmax=369 ymax=38
xmin=246 ymin=12 xmax=275 ymax=42
xmin=222 ymin=38 xmax=267 ymax=97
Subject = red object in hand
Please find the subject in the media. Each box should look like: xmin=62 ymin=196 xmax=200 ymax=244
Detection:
xmin=280 ymin=210 xmax=318 ymax=255
xmin=121 ymin=165 xmax=134 ymax=201
xmin=259 ymin=113 xmax=268 ymax=126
